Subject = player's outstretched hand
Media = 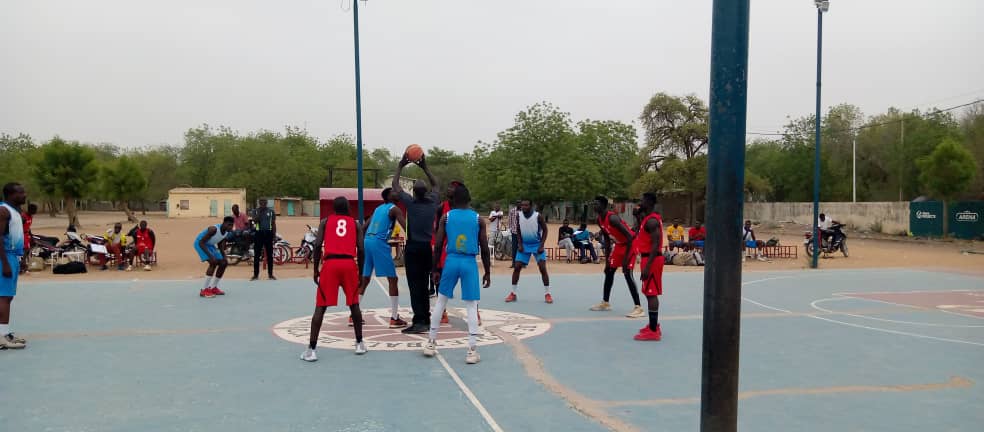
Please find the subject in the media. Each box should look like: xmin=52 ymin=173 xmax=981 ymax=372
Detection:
xmin=399 ymin=153 xmax=411 ymax=167
xmin=537 ymin=245 xmax=545 ymax=254
xmin=417 ymin=154 xmax=427 ymax=168
xmin=482 ymin=272 xmax=491 ymax=288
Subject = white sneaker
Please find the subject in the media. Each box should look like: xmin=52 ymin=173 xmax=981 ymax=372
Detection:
xmin=589 ymin=301 xmax=611 ymax=311
xmin=125 ymin=265 xmax=133 ymax=272
xmin=626 ymin=305 xmax=646 ymax=318
xmin=423 ymin=339 xmax=437 ymax=357
xmin=300 ymin=348 xmax=317 ymax=362
xmin=757 ymin=256 xmax=767 ymax=262
xmin=465 ymin=348 xmax=480 ymax=364
xmin=355 ymin=341 xmax=367 ymax=355
xmin=143 ymin=264 xmax=152 ymax=271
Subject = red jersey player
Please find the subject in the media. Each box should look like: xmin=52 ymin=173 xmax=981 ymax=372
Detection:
xmin=590 ymin=196 xmax=644 ymax=318
xmin=633 ymin=192 xmax=664 ymax=341
xmin=302 ymin=197 xmax=366 ymax=361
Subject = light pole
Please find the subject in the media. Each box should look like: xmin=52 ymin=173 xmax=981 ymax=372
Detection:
xmin=810 ymin=0 xmax=828 ymax=269
xmin=353 ymin=0 xmax=365 ymax=222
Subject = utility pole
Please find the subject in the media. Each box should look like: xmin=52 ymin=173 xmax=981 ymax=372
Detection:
xmin=353 ymin=0 xmax=365 ymax=222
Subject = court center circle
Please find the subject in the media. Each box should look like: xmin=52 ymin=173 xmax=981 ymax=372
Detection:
xmin=272 ymin=307 xmax=551 ymax=351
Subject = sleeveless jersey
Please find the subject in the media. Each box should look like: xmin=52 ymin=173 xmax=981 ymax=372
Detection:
xmin=598 ymin=211 xmax=634 ymax=244
xmin=365 ymin=203 xmax=395 ymax=242
xmin=445 ymin=209 xmax=480 ymax=256
xmin=323 ymin=214 xmax=357 ymax=257
xmin=1 ymin=202 xmax=24 ymax=255
xmin=196 ymin=224 xmax=227 ymax=247
xmin=634 ymin=212 xmax=664 ymax=255
xmin=431 ymin=201 xmax=452 ymax=247
xmin=518 ymin=211 xmax=542 ymax=244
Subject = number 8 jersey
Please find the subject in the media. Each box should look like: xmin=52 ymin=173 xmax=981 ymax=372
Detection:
xmin=323 ymin=214 xmax=357 ymax=257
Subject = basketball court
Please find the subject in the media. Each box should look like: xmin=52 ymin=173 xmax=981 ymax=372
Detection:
xmin=3 ymin=268 xmax=982 ymax=431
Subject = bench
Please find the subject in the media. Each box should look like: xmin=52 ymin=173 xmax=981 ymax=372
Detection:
xmin=759 ymin=245 xmax=797 ymax=259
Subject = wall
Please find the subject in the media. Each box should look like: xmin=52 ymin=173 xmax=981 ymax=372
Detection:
xmin=743 ymin=201 xmax=910 ymax=234
xmin=302 ymin=200 xmax=320 ymax=217
xmin=167 ymin=192 xmax=246 ymax=218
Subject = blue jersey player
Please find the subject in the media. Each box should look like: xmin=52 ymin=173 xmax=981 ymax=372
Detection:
xmin=359 ymin=188 xmax=408 ymax=328
xmin=423 ymin=184 xmax=491 ymax=364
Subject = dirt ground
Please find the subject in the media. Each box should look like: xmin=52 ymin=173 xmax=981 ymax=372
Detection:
xmin=21 ymin=211 xmax=984 ymax=282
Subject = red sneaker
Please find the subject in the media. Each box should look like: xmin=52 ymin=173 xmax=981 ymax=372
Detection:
xmin=389 ymin=317 xmax=408 ymax=329
xmin=211 ymin=287 xmax=225 ymax=296
xmin=199 ymin=288 xmax=215 ymax=298
xmin=544 ymin=293 xmax=553 ymax=304
xmin=634 ymin=324 xmax=662 ymax=341
xmin=504 ymin=292 xmax=517 ymax=303
xmin=440 ymin=311 xmax=449 ymax=324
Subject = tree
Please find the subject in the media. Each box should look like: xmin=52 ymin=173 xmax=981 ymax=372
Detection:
xmin=101 ymin=156 xmax=148 ymax=222
xmin=33 ymin=137 xmax=99 ymax=228
xmin=129 ymin=146 xmax=184 ymax=212
xmin=917 ymin=138 xmax=978 ymax=237
xmin=575 ymin=120 xmax=638 ymax=199
xmin=636 ymin=93 xmax=709 ymax=222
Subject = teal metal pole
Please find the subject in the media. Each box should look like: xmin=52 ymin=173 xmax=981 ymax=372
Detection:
xmin=701 ymin=0 xmax=750 ymax=430
xmin=353 ymin=0 xmax=365 ymax=222
xmin=811 ymin=8 xmax=823 ymax=268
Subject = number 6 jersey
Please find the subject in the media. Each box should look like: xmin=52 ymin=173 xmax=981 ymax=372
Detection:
xmin=323 ymin=214 xmax=357 ymax=257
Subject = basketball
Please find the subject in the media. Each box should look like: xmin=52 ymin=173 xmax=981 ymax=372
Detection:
xmin=405 ymin=144 xmax=424 ymax=162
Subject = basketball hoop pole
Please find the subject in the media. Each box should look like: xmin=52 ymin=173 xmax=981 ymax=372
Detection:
xmin=353 ymin=0 xmax=365 ymax=222
xmin=701 ymin=0 xmax=750 ymax=431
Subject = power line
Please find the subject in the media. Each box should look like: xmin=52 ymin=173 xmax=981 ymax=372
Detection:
xmin=745 ymin=98 xmax=983 ymax=138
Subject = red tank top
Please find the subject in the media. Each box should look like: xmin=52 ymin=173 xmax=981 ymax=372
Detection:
xmin=634 ymin=212 xmax=664 ymax=255
xmin=598 ymin=211 xmax=634 ymax=244
xmin=323 ymin=215 xmax=357 ymax=257
xmin=431 ymin=201 xmax=452 ymax=247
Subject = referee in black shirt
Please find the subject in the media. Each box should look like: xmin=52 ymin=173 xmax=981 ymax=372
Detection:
xmin=392 ymin=154 xmax=439 ymax=334
xmin=251 ymin=199 xmax=277 ymax=281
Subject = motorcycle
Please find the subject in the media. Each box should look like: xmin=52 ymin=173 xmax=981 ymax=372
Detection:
xmin=292 ymin=225 xmax=319 ymax=263
xmin=804 ymin=222 xmax=849 ymax=258
xmin=224 ymin=229 xmax=292 ymax=266
xmin=492 ymin=229 xmax=513 ymax=261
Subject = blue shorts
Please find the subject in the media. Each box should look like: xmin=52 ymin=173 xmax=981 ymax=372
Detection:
xmin=693 ymin=240 xmax=705 ymax=248
xmin=516 ymin=242 xmax=547 ymax=266
xmin=439 ymin=254 xmax=480 ymax=301
xmin=745 ymin=240 xmax=757 ymax=248
xmin=0 ymin=253 xmax=20 ymax=297
xmin=195 ymin=244 xmax=223 ymax=262
xmin=362 ymin=238 xmax=397 ymax=278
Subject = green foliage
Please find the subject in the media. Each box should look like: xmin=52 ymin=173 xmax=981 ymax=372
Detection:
xmin=0 ymin=133 xmax=39 ymax=198
xmin=916 ymin=138 xmax=977 ymax=201
xmin=101 ymin=155 xmax=148 ymax=221
xmin=33 ymin=137 xmax=99 ymax=226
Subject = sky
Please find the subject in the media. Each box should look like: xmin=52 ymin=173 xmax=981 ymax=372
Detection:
xmin=2 ymin=0 xmax=982 ymax=155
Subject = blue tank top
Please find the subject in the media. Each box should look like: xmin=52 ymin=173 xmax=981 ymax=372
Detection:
xmin=445 ymin=209 xmax=479 ymax=256
xmin=1 ymin=202 xmax=24 ymax=255
xmin=366 ymin=203 xmax=395 ymax=242
xmin=195 ymin=224 xmax=227 ymax=247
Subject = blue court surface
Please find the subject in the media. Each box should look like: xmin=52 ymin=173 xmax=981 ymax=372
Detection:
xmin=3 ymin=269 xmax=983 ymax=431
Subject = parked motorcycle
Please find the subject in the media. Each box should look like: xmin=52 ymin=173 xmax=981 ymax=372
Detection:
xmin=292 ymin=225 xmax=319 ymax=263
xmin=224 ymin=229 xmax=292 ymax=266
xmin=804 ymin=222 xmax=849 ymax=258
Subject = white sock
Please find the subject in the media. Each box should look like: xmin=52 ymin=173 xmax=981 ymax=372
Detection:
xmin=0 ymin=324 xmax=9 ymax=335
xmin=429 ymin=294 xmax=449 ymax=340
xmin=213 ymin=277 xmax=222 ymax=289
xmin=511 ymin=284 xmax=518 ymax=294
xmin=203 ymin=275 xmax=213 ymax=289
xmin=465 ymin=300 xmax=479 ymax=348
xmin=544 ymin=285 xmax=550 ymax=294
xmin=390 ymin=296 xmax=399 ymax=319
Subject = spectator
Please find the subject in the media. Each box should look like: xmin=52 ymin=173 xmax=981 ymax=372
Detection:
xmin=573 ymin=224 xmax=599 ymax=264
xmin=232 ymin=204 xmax=250 ymax=231
xmin=489 ymin=204 xmax=504 ymax=232
xmin=100 ymin=222 xmax=130 ymax=271
xmin=129 ymin=220 xmax=156 ymax=271
xmin=666 ymin=219 xmax=686 ymax=251
xmin=687 ymin=220 xmax=706 ymax=250
xmin=742 ymin=220 xmax=766 ymax=262
xmin=507 ymin=200 xmax=520 ymax=268
xmin=557 ymin=219 xmax=575 ymax=262
xmin=20 ymin=204 xmax=36 ymax=274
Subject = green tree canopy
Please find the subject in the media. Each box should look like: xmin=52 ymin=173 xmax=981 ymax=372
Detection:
xmin=33 ymin=137 xmax=99 ymax=227
xmin=101 ymin=155 xmax=148 ymax=222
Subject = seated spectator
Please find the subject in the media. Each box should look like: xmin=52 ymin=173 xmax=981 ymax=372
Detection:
xmin=741 ymin=220 xmax=766 ymax=262
xmin=687 ymin=221 xmax=706 ymax=250
xmin=557 ymin=219 xmax=575 ymax=262
xmin=128 ymin=220 xmax=156 ymax=271
xmin=667 ymin=219 xmax=686 ymax=251
xmin=100 ymin=222 xmax=130 ymax=271
xmin=573 ymin=224 xmax=599 ymax=264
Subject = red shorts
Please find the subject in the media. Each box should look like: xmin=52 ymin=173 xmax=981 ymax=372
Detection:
xmin=136 ymin=244 xmax=153 ymax=255
xmin=640 ymin=255 xmax=664 ymax=296
xmin=317 ymin=259 xmax=360 ymax=307
xmin=607 ymin=244 xmax=637 ymax=270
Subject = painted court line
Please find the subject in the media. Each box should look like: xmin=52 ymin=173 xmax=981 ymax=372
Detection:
xmin=603 ymin=376 xmax=973 ymax=407
xmin=372 ymin=277 xmax=503 ymax=432
xmin=810 ymin=297 xmax=984 ymax=328
xmin=741 ymin=276 xmax=794 ymax=313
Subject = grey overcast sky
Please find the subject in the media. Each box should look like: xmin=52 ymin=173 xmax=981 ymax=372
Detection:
xmin=2 ymin=1 xmax=982 ymax=155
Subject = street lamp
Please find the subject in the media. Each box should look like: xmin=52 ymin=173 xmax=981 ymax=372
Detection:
xmin=810 ymin=0 xmax=828 ymax=269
